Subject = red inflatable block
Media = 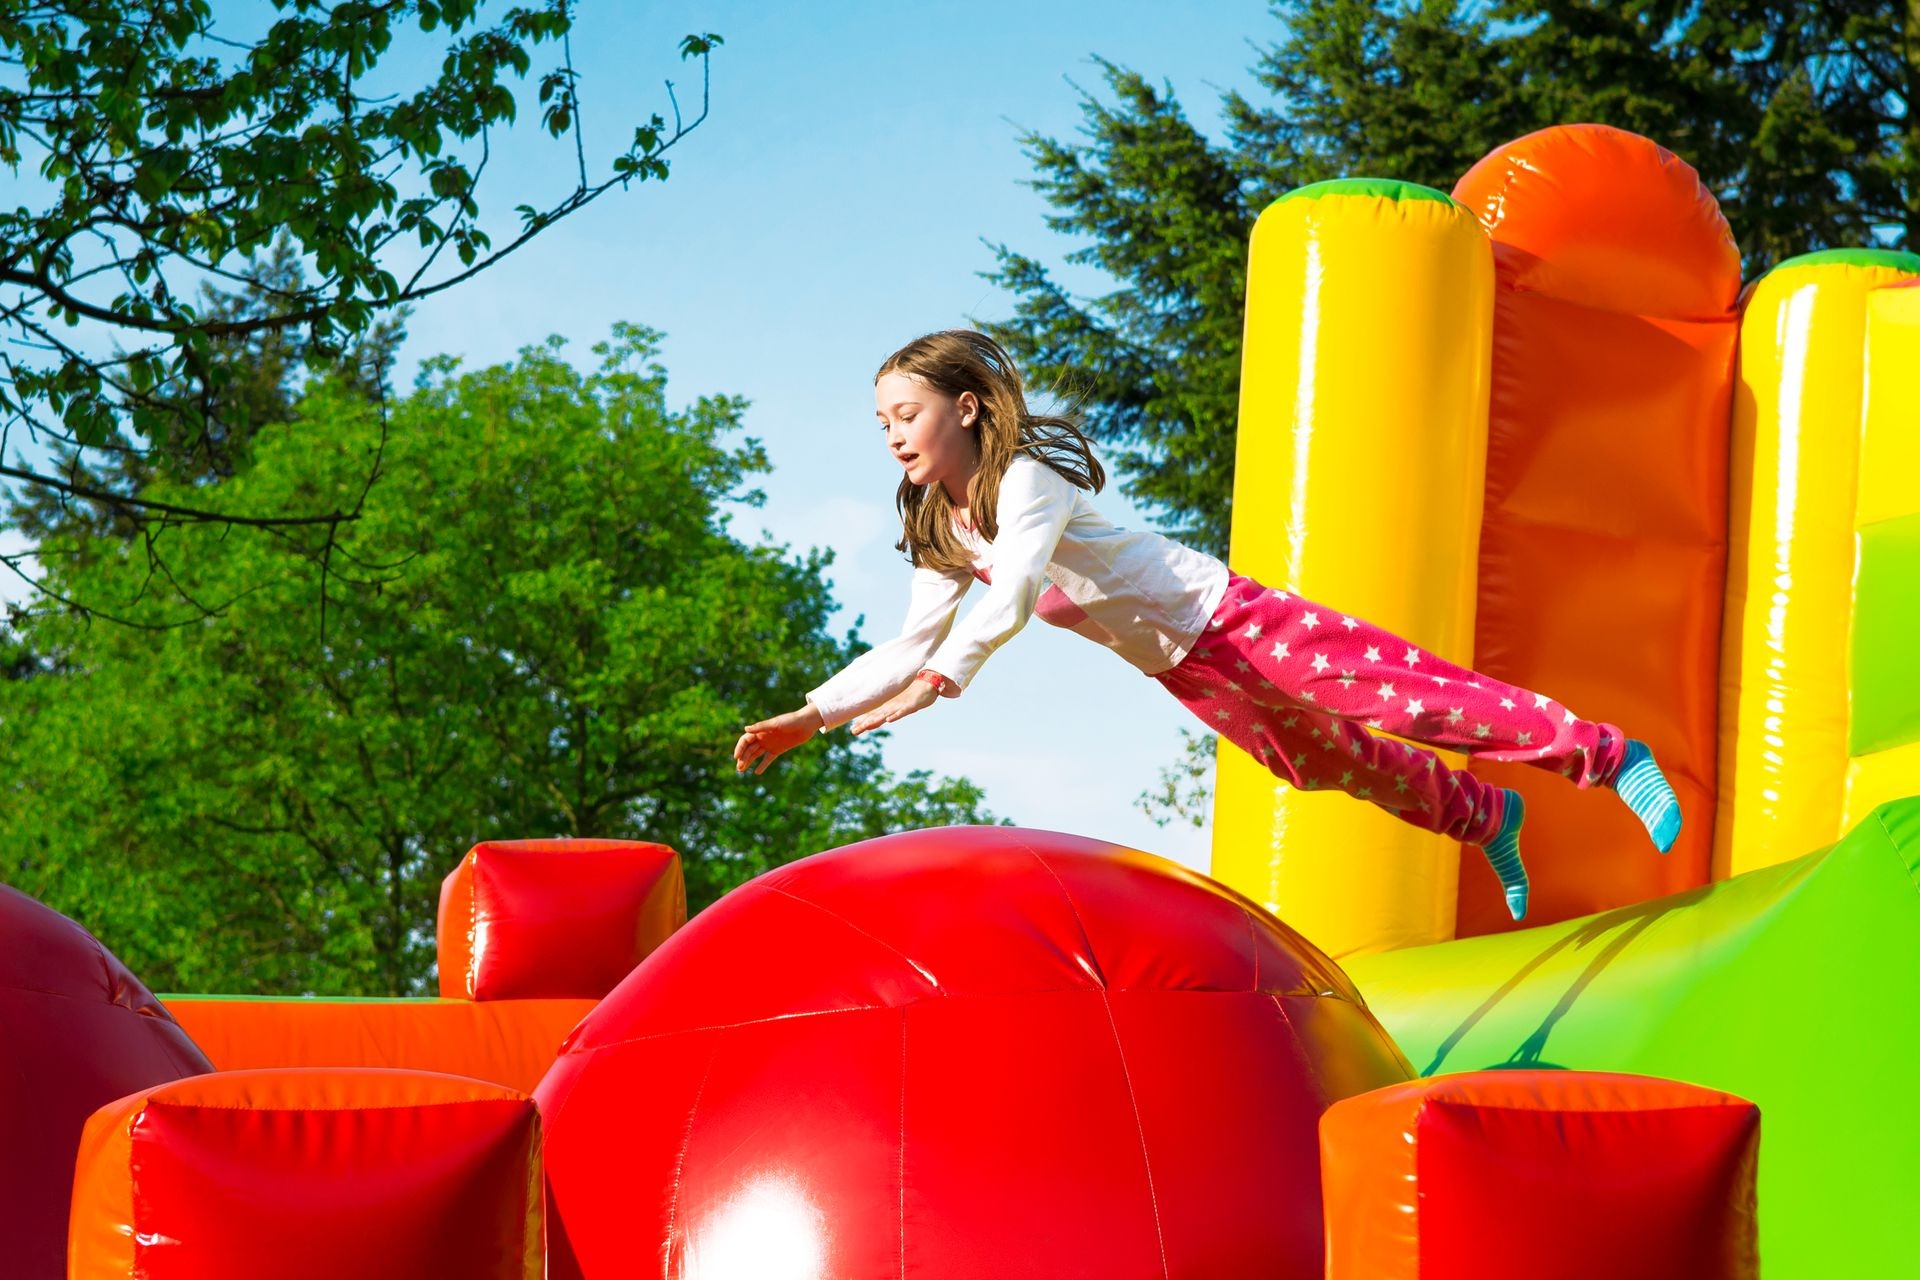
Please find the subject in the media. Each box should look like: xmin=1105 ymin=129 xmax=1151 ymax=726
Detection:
xmin=438 ymin=837 xmax=684 ymax=999
xmin=0 ymin=885 xmax=212 ymax=1280
xmin=1320 ymin=1070 xmax=1760 ymax=1279
xmin=69 ymin=1068 xmax=543 ymax=1279
xmin=536 ymin=825 xmax=1415 ymax=1279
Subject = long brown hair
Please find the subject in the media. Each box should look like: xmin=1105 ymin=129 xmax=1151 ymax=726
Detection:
xmin=878 ymin=329 xmax=1105 ymax=571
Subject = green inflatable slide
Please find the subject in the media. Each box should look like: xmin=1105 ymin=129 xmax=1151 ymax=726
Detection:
xmin=1346 ymin=797 xmax=1920 ymax=1278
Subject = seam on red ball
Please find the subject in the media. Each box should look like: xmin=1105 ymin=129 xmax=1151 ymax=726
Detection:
xmin=663 ymin=1035 xmax=720 ymax=1274
xmin=897 ymin=1007 xmax=909 ymax=1280
xmin=1018 ymin=842 xmax=1109 ymax=988
xmin=1240 ymin=906 xmax=1262 ymax=989
xmin=1265 ymin=993 xmax=1328 ymax=1101
xmin=766 ymin=887 xmax=943 ymax=994
xmin=1100 ymin=988 xmax=1170 ymax=1279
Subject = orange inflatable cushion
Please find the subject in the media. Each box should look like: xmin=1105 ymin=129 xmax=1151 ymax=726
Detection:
xmin=1453 ymin=123 xmax=1741 ymax=319
xmin=162 ymin=995 xmax=597 ymax=1094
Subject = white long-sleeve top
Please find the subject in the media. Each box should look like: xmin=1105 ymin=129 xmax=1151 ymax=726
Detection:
xmin=805 ymin=452 xmax=1231 ymax=730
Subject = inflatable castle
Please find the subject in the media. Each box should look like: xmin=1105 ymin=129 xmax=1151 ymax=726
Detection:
xmin=4 ymin=124 xmax=1914 ymax=1278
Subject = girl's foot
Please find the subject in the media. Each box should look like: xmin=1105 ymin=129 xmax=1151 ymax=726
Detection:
xmin=1478 ymin=789 xmax=1528 ymax=921
xmin=1609 ymin=739 xmax=1682 ymax=853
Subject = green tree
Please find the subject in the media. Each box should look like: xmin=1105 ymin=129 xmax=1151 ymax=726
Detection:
xmin=0 ymin=324 xmax=999 ymax=995
xmin=8 ymin=229 xmax=411 ymax=550
xmin=0 ymin=1 xmax=719 ymax=616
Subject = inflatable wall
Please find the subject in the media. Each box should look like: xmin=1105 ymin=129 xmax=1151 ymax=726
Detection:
xmin=1210 ymin=122 xmax=1920 ymax=1275
xmin=1214 ymin=124 xmax=1920 ymax=949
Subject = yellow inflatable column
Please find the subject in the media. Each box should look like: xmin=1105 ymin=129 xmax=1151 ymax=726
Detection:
xmin=1843 ymin=278 xmax=1920 ymax=824
xmin=1211 ymin=179 xmax=1493 ymax=955
xmin=1717 ymin=250 xmax=1920 ymax=877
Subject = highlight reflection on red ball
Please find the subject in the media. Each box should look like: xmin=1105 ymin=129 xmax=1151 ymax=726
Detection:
xmin=535 ymin=826 xmax=1413 ymax=1279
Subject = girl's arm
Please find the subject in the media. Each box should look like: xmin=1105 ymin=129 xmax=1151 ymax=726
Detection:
xmin=921 ymin=457 xmax=1074 ymax=692
xmin=803 ymin=564 xmax=970 ymax=731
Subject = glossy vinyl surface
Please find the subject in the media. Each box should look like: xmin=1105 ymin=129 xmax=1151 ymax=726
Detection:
xmin=1451 ymin=124 xmax=1741 ymax=934
xmin=68 ymin=1067 xmax=543 ymax=1279
xmin=1844 ymin=276 xmax=1920 ymax=816
xmin=1346 ymin=797 xmax=1920 ymax=1277
xmin=1716 ymin=252 xmax=1920 ymax=876
xmin=1855 ymin=277 xmax=1920 ymax=529
xmin=162 ymin=993 xmax=597 ymax=1093
xmin=437 ymin=837 xmax=685 ymax=999
xmin=0 ymin=884 xmax=212 ymax=1280
xmin=1452 ymin=124 xmax=1742 ymax=320
xmin=535 ymin=825 xmax=1414 ymax=1279
xmin=1321 ymin=1070 xmax=1759 ymax=1279
xmin=1213 ymin=177 xmax=1493 ymax=957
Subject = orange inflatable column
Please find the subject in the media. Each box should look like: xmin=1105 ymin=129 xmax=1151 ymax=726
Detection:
xmin=1450 ymin=125 xmax=1743 ymax=932
xmin=1321 ymin=1070 xmax=1760 ymax=1279
xmin=69 ymin=1068 xmax=544 ymax=1279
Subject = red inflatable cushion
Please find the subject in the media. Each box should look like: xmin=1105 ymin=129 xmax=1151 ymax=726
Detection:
xmin=1320 ymin=1069 xmax=1760 ymax=1279
xmin=437 ymin=838 xmax=684 ymax=1000
xmin=69 ymin=1067 xmax=543 ymax=1279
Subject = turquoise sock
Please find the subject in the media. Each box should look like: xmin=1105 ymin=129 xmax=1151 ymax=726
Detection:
xmin=1610 ymin=739 xmax=1682 ymax=854
xmin=1478 ymin=789 xmax=1528 ymax=922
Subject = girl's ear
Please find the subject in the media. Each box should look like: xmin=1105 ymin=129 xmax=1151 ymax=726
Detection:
xmin=958 ymin=390 xmax=979 ymax=427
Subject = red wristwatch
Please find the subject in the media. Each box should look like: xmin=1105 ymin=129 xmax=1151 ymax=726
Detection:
xmin=915 ymin=669 xmax=949 ymax=695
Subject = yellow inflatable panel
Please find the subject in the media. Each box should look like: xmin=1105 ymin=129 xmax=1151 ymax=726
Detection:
xmin=1211 ymin=180 xmax=1492 ymax=956
xmin=1858 ymin=280 xmax=1920 ymax=529
xmin=1716 ymin=253 xmax=1920 ymax=877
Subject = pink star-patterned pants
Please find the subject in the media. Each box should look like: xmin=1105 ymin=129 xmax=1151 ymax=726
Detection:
xmin=1153 ymin=574 xmax=1627 ymax=846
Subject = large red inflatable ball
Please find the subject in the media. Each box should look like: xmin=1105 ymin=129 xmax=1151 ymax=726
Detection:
xmin=0 ymin=884 xmax=214 ymax=1279
xmin=536 ymin=825 xmax=1414 ymax=1279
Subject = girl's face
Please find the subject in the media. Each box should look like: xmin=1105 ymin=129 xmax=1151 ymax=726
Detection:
xmin=875 ymin=370 xmax=980 ymax=501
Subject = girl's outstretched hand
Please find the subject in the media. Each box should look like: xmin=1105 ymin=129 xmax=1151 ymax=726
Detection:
xmin=848 ymin=679 xmax=939 ymax=736
xmin=735 ymin=703 xmax=824 ymax=776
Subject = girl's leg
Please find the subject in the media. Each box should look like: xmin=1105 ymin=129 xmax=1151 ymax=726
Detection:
xmin=1154 ymin=653 xmax=1507 ymax=847
xmin=1191 ymin=575 xmax=1628 ymax=787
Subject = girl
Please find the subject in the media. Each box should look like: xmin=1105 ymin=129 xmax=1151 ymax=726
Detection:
xmin=733 ymin=330 xmax=1680 ymax=920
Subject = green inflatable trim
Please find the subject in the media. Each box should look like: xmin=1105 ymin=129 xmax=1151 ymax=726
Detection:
xmin=1345 ymin=798 xmax=1920 ymax=1280
xmin=1761 ymin=246 xmax=1920 ymax=278
xmin=1273 ymin=177 xmax=1459 ymax=208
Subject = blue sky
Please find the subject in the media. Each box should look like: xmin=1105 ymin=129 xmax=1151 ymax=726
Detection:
xmin=11 ymin=2 xmax=1282 ymax=870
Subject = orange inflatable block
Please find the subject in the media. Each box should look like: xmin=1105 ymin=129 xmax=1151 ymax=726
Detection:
xmin=1321 ymin=1070 xmax=1759 ymax=1280
xmin=163 ymin=994 xmax=597 ymax=1093
xmin=1451 ymin=125 xmax=1742 ymax=933
xmin=438 ymin=837 xmax=685 ymax=999
xmin=69 ymin=1068 xmax=544 ymax=1280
